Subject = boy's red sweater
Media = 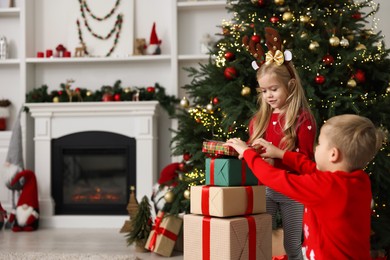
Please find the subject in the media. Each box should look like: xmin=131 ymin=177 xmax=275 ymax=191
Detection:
xmin=243 ymin=149 xmax=372 ymax=260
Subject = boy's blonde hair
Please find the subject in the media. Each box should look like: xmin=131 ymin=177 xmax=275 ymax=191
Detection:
xmin=322 ymin=114 xmax=386 ymax=171
xmin=249 ymin=62 xmax=314 ymax=151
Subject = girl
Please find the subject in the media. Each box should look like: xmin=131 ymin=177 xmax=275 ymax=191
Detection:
xmin=248 ymin=59 xmax=316 ymax=259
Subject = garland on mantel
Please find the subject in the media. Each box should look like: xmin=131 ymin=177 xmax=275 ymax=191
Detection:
xmin=80 ymin=0 xmax=121 ymax=21
xmin=25 ymin=81 xmax=179 ymax=116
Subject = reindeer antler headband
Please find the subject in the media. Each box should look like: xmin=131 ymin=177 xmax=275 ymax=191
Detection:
xmin=243 ymin=27 xmax=295 ymax=78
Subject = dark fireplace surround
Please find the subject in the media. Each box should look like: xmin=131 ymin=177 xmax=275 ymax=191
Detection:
xmin=51 ymin=131 xmax=136 ymax=215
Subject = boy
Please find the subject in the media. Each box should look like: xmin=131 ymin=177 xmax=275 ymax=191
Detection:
xmin=225 ymin=114 xmax=386 ymax=260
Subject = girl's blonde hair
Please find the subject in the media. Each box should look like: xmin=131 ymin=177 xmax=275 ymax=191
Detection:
xmin=322 ymin=114 xmax=386 ymax=171
xmin=248 ymin=62 xmax=313 ymax=151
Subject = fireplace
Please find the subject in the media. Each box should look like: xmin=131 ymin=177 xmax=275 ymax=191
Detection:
xmin=52 ymin=131 xmax=136 ymax=215
xmin=27 ymin=101 xmax=159 ymax=228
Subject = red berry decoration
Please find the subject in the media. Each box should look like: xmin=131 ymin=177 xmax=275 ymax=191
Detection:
xmin=183 ymin=153 xmax=191 ymax=161
xmin=322 ymin=54 xmax=334 ymax=66
xmin=102 ymin=93 xmax=114 ymax=102
xmin=270 ymin=16 xmax=279 ymax=24
xmin=354 ymin=69 xmax=366 ymax=83
xmin=212 ymin=97 xmax=219 ymax=105
xmin=251 ymin=34 xmax=261 ymax=43
xmin=224 ymin=66 xmax=237 ymax=80
xmin=146 ymin=86 xmax=155 ymax=93
xmin=315 ymin=74 xmax=326 ymax=85
xmin=114 ymin=93 xmax=121 ymax=101
xmin=224 ymin=51 xmax=235 ymax=61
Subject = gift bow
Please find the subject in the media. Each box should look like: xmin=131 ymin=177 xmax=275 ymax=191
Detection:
xmin=265 ymin=50 xmax=284 ymax=66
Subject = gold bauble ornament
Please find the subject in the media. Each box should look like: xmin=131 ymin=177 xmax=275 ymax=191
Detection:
xmin=274 ymin=0 xmax=285 ymax=6
xmin=282 ymin=11 xmax=293 ymax=22
xmin=309 ymin=41 xmax=319 ymax=51
xmin=329 ymin=35 xmax=340 ymax=47
xmin=300 ymin=15 xmax=310 ymax=23
xmin=355 ymin=43 xmax=366 ymax=51
xmin=206 ymin=102 xmax=213 ymax=111
xmin=183 ymin=189 xmax=191 ymax=200
xmin=52 ymin=96 xmax=59 ymax=103
xmin=180 ymin=96 xmax=190 ymax=108
xmin=241 ymin=86 xmax=251 ymax=96
xmin=340 ymin=37 xmax=349 ymax=48
xmin=347 ymin=79 xmax=357 ymax=88
xmin=164 ymin=191 xmax=175 ymax=203
xmin=86 ymin=90 xmax=92 ymax=96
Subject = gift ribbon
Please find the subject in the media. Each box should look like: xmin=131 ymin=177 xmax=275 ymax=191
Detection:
xmin=148 ymin=212 xmax=178 ymax=251
xmin=201 ymin=186 xmax=253 ymax=216
xmin=202 ymin=216 xmax=256 ymax=260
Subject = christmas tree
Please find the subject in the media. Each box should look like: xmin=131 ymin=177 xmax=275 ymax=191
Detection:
xmin=169 ymin=0 xmax=390 ymax=254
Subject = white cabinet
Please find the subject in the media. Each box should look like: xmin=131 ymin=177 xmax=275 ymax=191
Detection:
xmin=0 ymin=0 xmax=229 ymax=182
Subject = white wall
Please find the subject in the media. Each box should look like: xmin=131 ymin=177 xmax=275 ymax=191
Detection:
xmin=375 ymin=0 xmax=390 ymax=46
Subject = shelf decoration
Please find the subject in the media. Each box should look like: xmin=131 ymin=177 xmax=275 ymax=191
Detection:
xmin=0 ymin=36 xmax=8 ymax=60
xmin=0 ymin=99 xmax=11 ymax=131
xmin=77 ymin=0 xmax=123 ymax=57
xmin=26 ymin=80 xmax=179 ymax=116
xmin=146 ymin=22 xmax=162 ymax=55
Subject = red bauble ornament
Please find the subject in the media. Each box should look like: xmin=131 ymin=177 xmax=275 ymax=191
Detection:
xmin=146 ymin=86 xmax=155 ymax=93
xmin=114 ymin=93 xmax=121 ymax=101
xmin=183 ymin=153 xmax=191 ymax=161
xmin=224 ymin=66 xmax=237 ymax=80
xmin=315 ymin=74 xmax=326 ymax=85
xmin=224 ymin=51 xmax=235 ymax=61
xmin=270 ymin=16 xmax=279 ymax=24
xmin=352 ymin=12 xmax=361 ymax=19
xmin=322 ymin=54 xmax=334 ymax=66
xmin=58 ymin=91 xmax=63 ymax=95
xmin=354 ymin=69 xmax=366 ymax=83
xmin=102 ymin=93 xmax=114 ymax=102
xmin=258 ymin=0 xmax=266 ymax=6
xmin=251 ymin=34 xmax=261 ymax=43
xmin=75 ymin=87 xmax=81 ymax=93
xmin=212 ymin=97 xmax=219 ymax=105
xmin=178 ymin=162 xmax=186 ymax=171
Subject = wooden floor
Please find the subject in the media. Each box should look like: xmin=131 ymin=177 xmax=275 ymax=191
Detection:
xmin=0 ymin=228 xmax=184 ymax=259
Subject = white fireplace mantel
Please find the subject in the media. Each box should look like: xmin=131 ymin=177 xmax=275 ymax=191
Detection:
xmin=26 ymin=101 xmax=159 ymax=228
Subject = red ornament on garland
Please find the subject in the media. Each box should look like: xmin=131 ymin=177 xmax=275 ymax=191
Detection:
xmin=212 ymin=97 xmax=219 ymax=105
xmin=354 ymin=69 xmax=366 ymax=83
xmin=251 ymin=34 xmax=261 ymax=44
xmin=224 ymin=51 xmax=235 ymax=61
xmin=315 ymin=74 xmax=326 ymax=85
xmin=224 ymin=66 xmax=238 ymax=80
xmin=270 ymin=16 xmax=280 ymax=24
xmin=322 ymin=54 xmax=334 ymax=66
xmin=183 ymin=153 xmax=191 ymax=161
xmin=102 ymin=93 xmax=114 ymax=102
xmin=114 ymin=93 xmax=121 ymax=101
xmin=352 ymin=12 xmax=361 ymax=19
xmin=146 ymin=86 xmax=155 ymax=93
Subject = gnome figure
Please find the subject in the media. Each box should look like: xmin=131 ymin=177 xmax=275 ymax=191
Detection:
xmin=7 ymin=170 xmax=39 ymax=232
xmin=146 ymin=22 xmax=162 ymax=55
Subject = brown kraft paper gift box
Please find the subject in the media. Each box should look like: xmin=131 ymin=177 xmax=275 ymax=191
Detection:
xmin=184 ymin=213 xmax=272 ymax=260
xmin=190 ymin=185 xmax=266 ymax=217
xmin=145 ymin=211 xmax=183 ymax=257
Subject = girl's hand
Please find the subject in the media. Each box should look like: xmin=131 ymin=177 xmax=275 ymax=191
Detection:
xmin=251 ymin=138 xmax=285 ymax=159
xmin=224 ymin=138 xmax=250 ymax=159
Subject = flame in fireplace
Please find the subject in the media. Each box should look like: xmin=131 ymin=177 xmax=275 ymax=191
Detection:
xmin=72 ymin=187 xmax=121 ymax=203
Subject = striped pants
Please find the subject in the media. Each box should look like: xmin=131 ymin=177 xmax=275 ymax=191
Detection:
xmin=267 ymin=187 xmax=304 ymax=260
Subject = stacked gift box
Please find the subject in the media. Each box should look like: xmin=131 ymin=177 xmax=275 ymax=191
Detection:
xmin=183 ymin=141 xmax=272 ymax=260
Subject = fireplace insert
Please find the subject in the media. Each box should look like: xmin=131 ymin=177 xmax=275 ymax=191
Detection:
xmin=51 ymin=131 xmax=136 ymax=215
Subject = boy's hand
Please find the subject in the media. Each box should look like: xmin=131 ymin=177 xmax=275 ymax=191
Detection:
xmin=251 ymin=138 xmax=285 ymax=159
xmin=224 ymin=138 xmax=250 ymax=159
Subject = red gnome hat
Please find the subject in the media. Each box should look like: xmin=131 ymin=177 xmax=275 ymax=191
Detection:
xmin=11 ymin=170 xmax=39 ymax=209
xmin=158 ymin=162 xmax=180 ymax=186
xmin=149 ymin=22 xmax=162 ymax=45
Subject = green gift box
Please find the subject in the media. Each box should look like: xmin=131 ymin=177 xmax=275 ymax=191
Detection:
xmin=205 ymin=158 xmax=258 ymax=186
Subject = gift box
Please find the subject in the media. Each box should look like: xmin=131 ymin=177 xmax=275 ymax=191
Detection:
xmin=206 ymin=158 xmax=258 ymax=186
xmin=145 ymin=211 xmax=183 ymax=257
xmin=184 ymin=213 xmax=272 ymax=260
xmin=272 ymin=228 xmax=286 ymax=257
xmin=202 ymin=140 xmax=239 ymax=157
xmin=190 ymin=185 xmax=266 ymax=217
